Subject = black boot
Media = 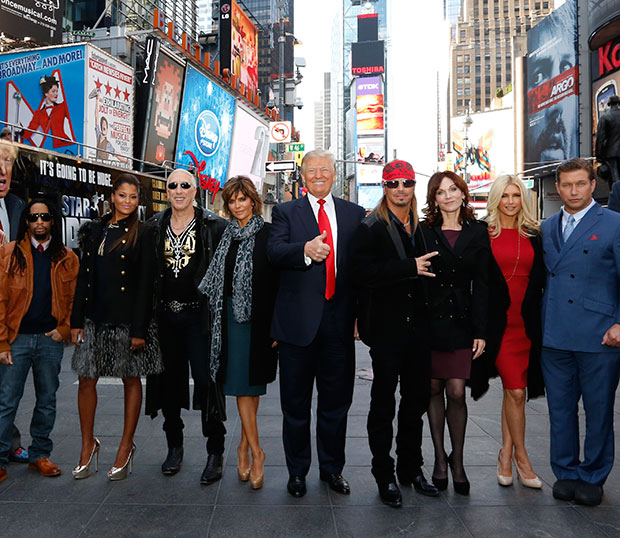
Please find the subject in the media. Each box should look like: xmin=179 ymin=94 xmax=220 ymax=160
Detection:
xmin=161 ymin=446 xmax=183 ymax=476
xmin=200 ymin=454 xmax=223 ymax=485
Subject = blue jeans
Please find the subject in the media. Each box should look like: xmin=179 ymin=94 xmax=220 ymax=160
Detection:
xmin=0 ymin=333 xmax=64 ymax=467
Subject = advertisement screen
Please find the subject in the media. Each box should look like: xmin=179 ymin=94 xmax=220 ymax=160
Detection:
xmin=0 ymin=45 xmax=85 ymax=156
xmin=356 ymin=164 xmax=383 ymax=185
xmin=228 ymin=105 xmax=269 ymax=190
xmin=231 ymin=0 xmax=259 ymax=94
xmin=0 ymin=0 xmax=64 ymax=45
xmin=84 ymin=46 xmax=134 ymax=168
xmin=357 ymin=184 xmax=384 ymax=210
xmin=140 ymin=38 xmax=184 ymax=167
xmin=351 ymin=41 xmax=385 ymax=75
xmin=357 ymin=137 xmax=385 ymax=164
xmin=356 ymin=76 xmax=384 ymax=135
xmin=591 ymin=35 xmax=620 ymax=152
xmin=525 ymin=0 xmax=579 ymax=170
xmin=175 ymin=65 xmax=236 ymax=194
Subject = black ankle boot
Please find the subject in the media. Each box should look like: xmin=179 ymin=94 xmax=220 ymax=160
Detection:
xmin=200 ymin=454 xmax=223 ymax=485
xmin=161 ymin=446 xmax=183 ymax=476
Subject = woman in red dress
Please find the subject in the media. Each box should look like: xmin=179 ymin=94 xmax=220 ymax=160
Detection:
xmin=485 ymin=175 xmax=545 ymax=489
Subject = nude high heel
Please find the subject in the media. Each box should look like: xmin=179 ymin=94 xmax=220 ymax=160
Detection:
xmin=513 ymin=458 xmax=542 ymax=489
xmin=238 ymin=445 xmax=250 ymax=482
xmin=108 ymin=444 xmax=136 ymax=481
xmin=250 ymin=449 xmax=265 ymax=490
xmin=72 ymin=438 xmax=101 ymax=479
xmin=497 ymin=449 xmax=513 ymax=487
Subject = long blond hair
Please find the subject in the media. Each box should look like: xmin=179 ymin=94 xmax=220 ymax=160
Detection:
xmin=486 ymin=174 xmax=539 ymax=238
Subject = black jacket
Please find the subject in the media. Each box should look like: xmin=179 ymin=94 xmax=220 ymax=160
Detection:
xmin=420 ymin=218 xmax=490 ymax=350
xmin=219 ymin=223 xmax=278 ymax=386
xmin=70 ymin=215 xmax=155 ymax=339
xmin=596 ymin=105 xmax=620 ymax=159
xmin=473 ymin=229 xmax=546 ymax=401
xmin=351 ymin=212 xmax=430 ymax=349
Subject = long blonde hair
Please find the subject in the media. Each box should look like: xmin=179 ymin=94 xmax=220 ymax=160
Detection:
xmin=486 ymin=174 xmax=539 ymax=238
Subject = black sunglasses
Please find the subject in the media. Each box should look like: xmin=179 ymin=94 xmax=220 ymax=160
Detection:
xmin=27 ymin=212 xmax=52 ymax=222
xmin=383 ymin=179 xmax=416 ymax=189
xmin=167 ymin=181 xmax=193 ymax=190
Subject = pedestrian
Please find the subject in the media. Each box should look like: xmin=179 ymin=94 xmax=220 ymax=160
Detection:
xmin=199 ymin=175 xmax=278 ymax=490
xmin=268 ymin=149 xmax=365 ymax=498
xmin=0 ymin=140 xmax=29 ymax=463
xmin=484 ymin=175 xmax=545 ymax=489
xmin=351 ymin=160 xmax=439 ymax=508
xmin=541 ymin=158 xmax=620 ymax=506
xmin=595 ymin=94 xmax=620 ymax=186
xmin=145 ymin=169 xmax=228 ymax=486
xmin=420 ymin=171 xmax=490 ymax=496
xmin=0 ymin=199 xmax=79 ymax=482
xmin=71 ymin=174 xmax=162 ymax=481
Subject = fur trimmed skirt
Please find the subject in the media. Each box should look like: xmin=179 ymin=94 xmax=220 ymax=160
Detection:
xmin=72 ymin=318 xmax=163 ymax=378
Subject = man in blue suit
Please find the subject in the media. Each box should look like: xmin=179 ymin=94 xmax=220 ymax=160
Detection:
xmin=541 ymin=157 xmax=620 ymax=506
xmin=268 ymin=149 xmax=365 ymax=498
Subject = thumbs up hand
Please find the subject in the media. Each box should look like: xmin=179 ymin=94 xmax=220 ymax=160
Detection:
xmin=304 ymin=231 xmax=331 ymax=262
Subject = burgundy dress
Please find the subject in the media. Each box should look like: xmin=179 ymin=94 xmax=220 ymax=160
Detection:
xmin=491 ymin=229 xmax=534 ymax=389
xmin=431 ymin=229 xmax=473 ymax=380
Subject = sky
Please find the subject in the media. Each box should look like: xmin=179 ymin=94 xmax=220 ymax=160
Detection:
xmin=293 ymin=0 xmax=449 ymax=200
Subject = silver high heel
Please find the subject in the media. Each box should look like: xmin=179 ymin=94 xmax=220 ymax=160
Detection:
xmin=72 ymin=438 xmax=101 ymax=479
xmin=107 ymin=444 xmax=136 ymax=481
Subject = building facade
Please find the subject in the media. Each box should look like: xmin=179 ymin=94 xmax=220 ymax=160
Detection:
xmin=314 ymin=73 xmax=332 ymax=151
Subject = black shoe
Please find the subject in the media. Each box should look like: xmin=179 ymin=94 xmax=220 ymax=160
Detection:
xmin=448 ymin=453 xmax=470 ymax=496
xmin=574 ymin=480 xmax=603 ymax=506
xmin=431 ymin=475 xmax=448 ymax=491
xmin=377 ymin=481 xmax=402 ymax=508
xmin=320 ymin=472 xmax=351 ymax=495
xmin=200 ymin=454 xmax=223 ymax=485
xmin=552 ymin=479 xmax=579 ymax=501
xmin=161 ymin=446 xmax=183 ymax=476
xmin=397 ymin=468 xmax=440 ymax=497
xmin=287 ymin=475 xmax=307 ymax=498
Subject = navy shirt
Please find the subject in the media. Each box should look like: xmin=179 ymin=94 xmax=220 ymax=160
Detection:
xmin=19 ymin=244 xmax=56 ymax=334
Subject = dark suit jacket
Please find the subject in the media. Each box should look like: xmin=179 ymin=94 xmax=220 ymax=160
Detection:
xmin=608 ymin=181 xmax=620 ymax=213
xmin=5 ymin=193 xmax=25 ymax=241
xmin=596 ymin=106 xmax=620 ymax=159
xmin=478 ymin=230 xmax=546 ymax=401
xmin=267 ymin=195 xmax=365 ymax=346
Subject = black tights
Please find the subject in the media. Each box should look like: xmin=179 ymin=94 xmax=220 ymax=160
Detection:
xmin=428 ymin=378 xmax=468 ymax=482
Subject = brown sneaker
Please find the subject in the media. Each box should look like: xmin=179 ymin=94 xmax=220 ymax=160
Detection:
xmin=28 ymin=457 xmax=61 ymax=477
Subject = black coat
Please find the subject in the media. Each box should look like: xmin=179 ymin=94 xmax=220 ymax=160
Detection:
xmin=420 ymin=218 xmax=491 ymax=351
xmin=473 ymin=229 xmax=546 ymax=401
xmin=350 ymin=213 xmax=430 ymax=349
xmin=218 ymin=223 xmax=278 ymax=386
xmin=596 ymin=105 xmax=620 ymax=159
xmin=70 ymin=215 xmax=155 ymax=339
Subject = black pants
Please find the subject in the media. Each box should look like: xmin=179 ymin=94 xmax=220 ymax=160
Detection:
xmin=279 ymin=301 xmax=355 ymax=477
xmin=367 ymin=342 xmax=431 ymax=483
xmin=158 ymin=309 xmax=226 ymax=455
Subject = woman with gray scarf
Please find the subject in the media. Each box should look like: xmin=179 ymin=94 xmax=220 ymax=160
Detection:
xmin=199 ymin=176 xmax=278 ymax=490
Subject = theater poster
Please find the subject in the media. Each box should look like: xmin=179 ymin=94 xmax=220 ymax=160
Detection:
xmin=0 ymin=44 xmax=85 ymax=155
xmin=525 ymin=0 xmax=579 ymax=170
xmin=175 ymin=65 xmax=236 ymax=201
xmin=84 ymin=46 xmax=134 ymax=168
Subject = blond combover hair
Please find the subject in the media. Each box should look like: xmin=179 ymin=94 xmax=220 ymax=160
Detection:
xmin=485 ymin=174 xmax=540 ymax=238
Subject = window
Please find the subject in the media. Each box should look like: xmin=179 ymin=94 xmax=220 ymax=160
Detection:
xmin=485 ymin=86 xmax=491 ymax=95
xmin=476 ymin=98 xmax=482 ymax=107
xmin=457 ymin=99 xmax=463 ymax=107
xmin=465 ymin=88 xmax=471 ymax=96
xmin=475 ymin=55 xmax=481 ymax=63
xmin=457 ymin=55 xmax=463 ymax=62
xmin=476 ymin=64 xmax=481 ymax=73
xmin=457 ymin=88 xmax=463 ymax=96
xmin=543 ymin=2 xmax=549 ymax=8
xmin=475 ymin=29 xmax=480 ymax=37
xmin=457 ymin=66 xmax=463 ymax=74
xmin=476 ymin=76 xmax=481 ymax=84
xmin=464 ymin=55 xmax=470 ymax=61
xmin=497 ymin=74 xmax=502 ymax=83
xmin=464 ymin=65 xmax=470 ymax=74
xmin=496 ymin=64 xmax=502 ymax=71
xmin=460 ymin=30 xmax=466 ymax=39
xmin=506 ymin=73 xmax=512 ymax=83
xmin=535 ymin=2 xmax=540 ymax=9
xmin=464 ymin=77 xmax=470 ymax=84
xmin=457 ymin=78 xmax=463 ymax=85
xmin=485 ymin=98 xmax=491 ymax=107
xmin=515 ymin=26 xmax=521 ymax=34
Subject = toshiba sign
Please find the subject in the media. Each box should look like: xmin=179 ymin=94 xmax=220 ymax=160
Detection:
xmin=351 ymin=41 xmax=385 ymax=76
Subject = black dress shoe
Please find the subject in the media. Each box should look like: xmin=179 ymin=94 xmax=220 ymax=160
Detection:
xmin=412 ymin=473 xmax=440 ymax=497
xmin=200 ymin=454 xmax=223 ymax=485
xmin=320 ymin=472 xmax=351 ymax=495
xmin=161 ymin=446 xmax=183 ymax=476
xmin=552 ymin=479 xmax=579 ymax=501
xmin=575 ymin=480 xmax=603 ymax=506
xmin=377 ymin=482 xmax=402 ymax=508
xmin=287 ymin=475 xmax=307 ymax=498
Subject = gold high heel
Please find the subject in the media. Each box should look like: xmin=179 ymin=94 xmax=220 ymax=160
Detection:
xmin=72 ymin=438 xmax=100 ymax=480
xmin=238 ymin=445 xmax=250 ymax=482
xmin=108 ymin=444 xmax=136 ymax=481
xmin=513 ymin=457 xmax=543 ymax=489
xmin=250 ymin=449 xmax=265 ymax=490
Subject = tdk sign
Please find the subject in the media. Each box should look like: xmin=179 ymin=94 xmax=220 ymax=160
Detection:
xmin=195 ymin=110 xmax=221 ymax=157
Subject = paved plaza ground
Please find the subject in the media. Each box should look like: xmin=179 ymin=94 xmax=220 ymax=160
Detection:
xmin=1 ymin=341 xmax=620 ymax=537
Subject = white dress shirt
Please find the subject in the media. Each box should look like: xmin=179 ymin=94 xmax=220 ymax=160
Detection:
xmin=561 ymin=199 xmax=596 ymax=234
xmin=304 ymin=192 xmax=339 ymax=272
xmin=31 ymin=236 xmax=51 ymax=251
xmin=0 ymin=198 xmax=10 ymax=241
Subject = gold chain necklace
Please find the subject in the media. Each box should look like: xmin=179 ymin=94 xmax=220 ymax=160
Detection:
xmin=492 ymin=229 xmax=521 ymax=282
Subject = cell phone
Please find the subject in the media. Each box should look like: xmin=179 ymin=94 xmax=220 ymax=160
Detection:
xmin=596 ymin=81 xmax=617 ymax=124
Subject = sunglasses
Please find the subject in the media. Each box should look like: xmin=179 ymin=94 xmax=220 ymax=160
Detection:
xmin=27 ymin=212 xmax=52 ymax=222
xmin=167 ymin=181 xmax=193 ymax=190
xmin=383 ymin=179 xmax=416 ymax=189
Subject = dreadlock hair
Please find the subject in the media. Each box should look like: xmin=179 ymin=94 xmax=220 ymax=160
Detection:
xmin=108 ymin=173 xmax=141 ymax=251
xmin=9 ymin=198 xmax=66 ymax=275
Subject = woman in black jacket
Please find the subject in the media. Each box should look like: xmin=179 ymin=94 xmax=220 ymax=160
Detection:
xmin=484 ymin=175 xmax=545 ymax=489
xmin=420 ymin=171 xmax=490 ymax=496
xmin=199 ymin=175 xmax=278 ymax=490
xmin=70 ymin=174 xmax=161 ymax=481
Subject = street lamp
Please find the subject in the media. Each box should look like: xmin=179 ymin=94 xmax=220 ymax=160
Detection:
xmin=462 ymin=111 xmax=473 ymax=183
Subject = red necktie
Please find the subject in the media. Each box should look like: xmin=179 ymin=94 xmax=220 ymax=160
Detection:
xmin=37 ymin=244 xmax=44 ymax=253
xmin=317 ymin=199 xmax=335 ymax=300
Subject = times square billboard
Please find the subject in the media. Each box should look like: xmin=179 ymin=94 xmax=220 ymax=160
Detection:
xmin=525 ymin=0 xmax=579 ymax=171
xmin=591 ymin=31 xmax=620 ymax=153
xmin=0 ymin=0 xmax=64 ymax=45
xmin=0 ymin=43 xmax=134 ymax=168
